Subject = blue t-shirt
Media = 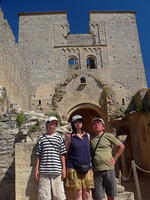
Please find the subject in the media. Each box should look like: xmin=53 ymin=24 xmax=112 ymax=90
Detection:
xmin=67 ymin=134 xmax=91 ymax=169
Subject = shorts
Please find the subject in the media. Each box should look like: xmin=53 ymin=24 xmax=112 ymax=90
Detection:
xmin=38 ymin=173 xmax=66 ymax=200
xmin=65 ymin=168 xmax=94 ymax=190
xmin=92 ymin=169 xmax=117 ymax=200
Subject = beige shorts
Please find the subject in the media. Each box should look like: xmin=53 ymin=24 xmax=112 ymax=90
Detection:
xmin=38 ymin=173 xmax=66 ymax=200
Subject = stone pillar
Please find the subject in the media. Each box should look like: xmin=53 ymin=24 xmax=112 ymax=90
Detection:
xmin=15 ymin=142 xmax=38 ymax=200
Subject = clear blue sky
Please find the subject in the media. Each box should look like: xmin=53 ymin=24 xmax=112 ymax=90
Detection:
xmin=0 ymin=0 xmax=150 ymax=87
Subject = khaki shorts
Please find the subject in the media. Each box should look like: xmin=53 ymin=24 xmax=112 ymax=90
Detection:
xmin=38 ymin=173 xmax=66 ymax=200
xmin=65 ymin=168 xmax=94 ymax=190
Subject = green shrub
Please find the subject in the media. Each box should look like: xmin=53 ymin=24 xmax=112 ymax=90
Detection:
xmin=16 ymin=112 xmax=27 ymax=126
xmin=28 ymin=122 xmax=41 ymax=134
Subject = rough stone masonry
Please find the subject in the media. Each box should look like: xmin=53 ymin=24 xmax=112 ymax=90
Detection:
xmin=0 ymin=8 xmax=149 ymax=200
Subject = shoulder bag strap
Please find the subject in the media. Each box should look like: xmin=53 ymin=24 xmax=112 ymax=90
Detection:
xmin=44 ymin=134 xmax=59 ymax=154
xmin=91 ymin=133 xmax=104 ymax=161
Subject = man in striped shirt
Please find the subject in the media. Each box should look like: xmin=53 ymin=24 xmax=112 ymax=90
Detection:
xmin=35 ymin=116 xmax=67 ymax=200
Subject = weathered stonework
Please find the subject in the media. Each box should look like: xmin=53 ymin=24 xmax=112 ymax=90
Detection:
xmin=0 ymin=9 xmax=30 ymax=110
xmin=112 ymin=111 xmax=150 ymax=177
xmin=15 ymin=142 xmax=38 ymax=200
xmin=0 ymin=86 xmax=9 ymax=115
xmin=0 ymin=8 xmax=148 ymax=200
xmin=0 ymin=107 xmax=19 ymax=200
xmin=0 ymin=9 xmax=147 ymax=116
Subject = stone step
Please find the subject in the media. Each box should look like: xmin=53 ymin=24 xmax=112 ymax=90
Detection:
xmin=102 ymin=191 xmax=134 ymax=200
xmin=101 ymin=180 xmax=135 ymax=200
xmin=117 ymin=191 xmax=134 ymax=200
xmin=117 ymin=185 xmax=125 ymax=193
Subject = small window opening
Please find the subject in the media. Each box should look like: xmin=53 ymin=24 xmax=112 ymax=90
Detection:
xmin=39 ymin=100 xmax=41 ymax=105
xmin=68 ymin=57 xmax=79 ymax=69
xmin=122 ymin=99 xmax=125 ymax=105
xmin=68 ymin=58 xmax=77 ymax=65
xmin=80 ymin=77 xmax=86 ymax=84
xmin=87 ymin=57 xmax=96 ymax=69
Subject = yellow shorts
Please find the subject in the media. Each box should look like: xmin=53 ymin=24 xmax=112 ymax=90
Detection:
xmin=65 ymin=168 xmax=94 ymax=190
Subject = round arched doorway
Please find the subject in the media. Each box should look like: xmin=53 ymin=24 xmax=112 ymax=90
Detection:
xmin=68 ymin=106 xmax=106 ymax=133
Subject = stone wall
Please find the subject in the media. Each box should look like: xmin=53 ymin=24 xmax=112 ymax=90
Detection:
xmin=17 ymin=11 xmax=147 ymax=113
xmin=0 ymin=86 xmax=9 ymax=115
xmin=0 ymin=8 xmax=148 ymax=200
xmin=0 ymin=9 xmax=30 ymax=110
xmin=0 ymin=107 xmax=47 ymax=200
xmin=115 ymin=112 xmax=150 ymax=174
xmin=0 ymin=9 xmax=147 ymax=114
xmin=112 ymin=86 xmax=150 ymax=177
xmin=0 ymin=107 xmax=19 ymax=200
xmin=90 ymin=11 xmax=147 ymax=91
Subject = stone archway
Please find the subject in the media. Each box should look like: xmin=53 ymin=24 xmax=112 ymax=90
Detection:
xmin=68 ymin=103 xmax=107 ymax=133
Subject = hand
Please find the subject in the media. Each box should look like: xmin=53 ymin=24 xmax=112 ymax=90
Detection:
xmin=61 ymin=169 xmax=66 ymax=180
xmin=34 ymin=168 xmax=40 ymax=181
xmin=65 ymin=133 xmax=71 ymax=141
xmin=110 ymin=157 xmax=116 ymax=166
xmin=65 ymin=133 xmax=71 ymax=151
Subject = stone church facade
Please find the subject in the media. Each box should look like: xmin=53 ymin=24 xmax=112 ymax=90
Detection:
xmin=0 ymin=10 xmax=147 ymax=123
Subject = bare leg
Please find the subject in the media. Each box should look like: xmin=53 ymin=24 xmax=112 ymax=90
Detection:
xmin=82 ymin=189 xmax=91 ymax=200
xmin=75 ymin=189 xmax=83 ymax=200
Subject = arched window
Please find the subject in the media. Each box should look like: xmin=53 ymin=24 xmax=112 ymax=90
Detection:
xmin=68 ymin=57 xmax=78 ymax=69
xmin=68 ymin=58 xmax=77 ymax=65
xmin=87 ymin=56 xmax=97 ymax=69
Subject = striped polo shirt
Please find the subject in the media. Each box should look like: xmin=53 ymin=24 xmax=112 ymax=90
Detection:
xmin=36 ymin=133 xmax=66 ymax=174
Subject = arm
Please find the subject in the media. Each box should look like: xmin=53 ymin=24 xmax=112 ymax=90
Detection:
xmin=64 ymin=133 xmax=71 ymax=152
xmin=61 ymin=155 xmax=66 ymax=180
xmin=34 ymin=156 xmax=40 ymax=181
xmin=64 ymin=133 xmax=72 ymax=162
xmin=112 ymin=142 xmax=125 ymax=165
xmin=35 ymin=137 xmax=42 ymax=181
